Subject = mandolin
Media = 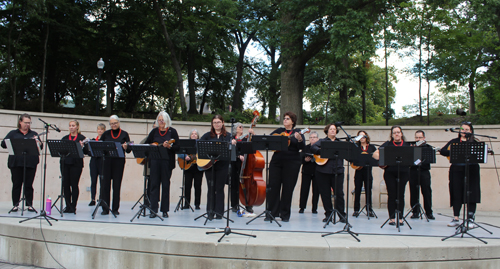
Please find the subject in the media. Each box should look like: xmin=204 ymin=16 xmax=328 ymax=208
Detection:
xmin=273 ymin=128 xmax=311 ymax=145
xmin=178 ymin=154 xmax=197 ymax=170
xmin=136 ymin=139 xmax=175 ymax=165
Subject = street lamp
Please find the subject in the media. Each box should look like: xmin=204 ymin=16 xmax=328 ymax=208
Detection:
xmin=96 ymin=58 xmax=105 ymax=116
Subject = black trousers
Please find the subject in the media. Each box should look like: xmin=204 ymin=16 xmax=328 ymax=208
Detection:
xmin=449 ymin=165 xmax=480 ymax=217
xmin=101 ymin=158 xmax=125 ymax=212
xmin=184 ymin=167 xmax=203 ymax=207
xmin=299 ymin=172 xmax=319 ymax=211
xmin=316 ymin=170 xmax=345 ymax=216
xmin=409 ymin=169 xmax=432 ymax=215
xmin=384 ymin=170 xmax=409 ymax=219
xmin=353 ymin=167 xmax=373 ymax=212
xmin=149 ymin=159 xmax=173 ymax=213
xmin=89 ymin=157 xmax=102 ymax=201
xmin=230 ymin=161 xmax=241 ymax=208
xmin=267 ymin=158 xmax=301 ymax=221
xmin=61 ymin=164 xmax=83 ymax=210
xmin=205 ymin=167 xmax=228 ymax=216
xmin=10 ymin=166 xmax=37 ymax=207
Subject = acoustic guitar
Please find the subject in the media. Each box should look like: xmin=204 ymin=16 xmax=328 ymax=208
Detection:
xmin=178 ymin=154 xmax=197 ymax=170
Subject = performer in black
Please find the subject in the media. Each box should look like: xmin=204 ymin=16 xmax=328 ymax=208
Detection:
xmin=145 ymin=111 xmax=180 ymax=218
xmin=409 ymin=130 xmax=434 ymax=220
xmin=88 ymin=123 xmax=106 ymax=206
xmin=440 ymin=122 xmax=480 ymax=228
xmin=311 ymin=123 xmax=346 ymax=222
xmin=199 ymin=115 xmax=236 ymax=219
xmin=99 ymin=115 xmax=131 ymax=215
xmin=372 ymin=126 xmax=410 ymax=226
xmin=352 ymin=130 xmax=377 ymax=217
xmin=60 ymin=120 xmax=87 ymax=213
xmin=1 ymin=113 xmax=41 ymax=212
xmin=266 ymin=112 xmax=305 ymax=222
xmin=178 ymin=129 xmax=203 ymax=210
xmin=299 ymin=131 xmax=319 ymax=214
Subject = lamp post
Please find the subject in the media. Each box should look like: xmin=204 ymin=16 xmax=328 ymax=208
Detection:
xmin=96 ymin=58 xmax=105 ymax=116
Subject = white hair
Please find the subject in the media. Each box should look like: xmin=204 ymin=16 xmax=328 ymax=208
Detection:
xmin=109 ymin=115 xmax=120 ymax=122
xmin=232 ymin=122 xmax=243 ymax=136
xmin=156 ymin=111 xmax=172 ymax=128
xmin=190 ymin=128 xmax=200 ymax=139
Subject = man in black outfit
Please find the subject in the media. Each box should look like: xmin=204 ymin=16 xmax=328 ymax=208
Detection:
xmin=299 ymin=131 xmax=319 ymax=214
xmin=409 ymin=130 xmax=434 ymax=220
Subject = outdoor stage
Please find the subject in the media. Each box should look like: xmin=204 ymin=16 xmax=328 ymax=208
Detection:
xmin=1 ymin=201 xmax=500 ymax=268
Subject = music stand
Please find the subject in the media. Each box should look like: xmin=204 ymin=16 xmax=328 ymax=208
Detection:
xmin=404 ymin=145 xmax=436 ymax=222
xmin=379 ymin=146 xmax=420 ymax=232
xmin=319 ymin=141 xmax=360 ymax=242
xmin=246 ymin=135 xmax=288 ymax=227
xmin=88 ymin=141 xmax=123 ymax=219
xmin=174 ymin=139 xmax=197 ymax=212
xmin=442 ymin=141 xmax=491 ymax=244
xmin=352 ymin=152 xmax=379 ymax=219
xmin=129 ymin=144 xmax=167 ymax=222
xmin=194 ymin=140 xmax=232 ymax=225
xmin=46 ymin=140 xmax=84 ymax=217
xmin=5 ymin=139 xmax=41 ymax=216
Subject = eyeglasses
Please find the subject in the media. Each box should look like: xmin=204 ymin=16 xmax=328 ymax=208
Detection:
xmin=284 ymin=117 xmax=291 ymax=120
xmin=462 ymin=121 xmax=472 ymax=125
xmin=22 ymin=122 xmax=32 ymax=125
xmin=213 ymin=121 xmax=223 ymax=125
xmin=157 ymin=119 xmax=165 ymax=123
xmin=109 ymin=122 xmax=119 ymax=126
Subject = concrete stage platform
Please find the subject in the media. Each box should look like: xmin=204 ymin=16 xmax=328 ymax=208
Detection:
xmin=1 ymin=201 xmax=500 ymax=268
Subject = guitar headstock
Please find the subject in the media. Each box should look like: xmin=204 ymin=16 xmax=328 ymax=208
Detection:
xmin=301 ymin=128 xmax=310 ymax=135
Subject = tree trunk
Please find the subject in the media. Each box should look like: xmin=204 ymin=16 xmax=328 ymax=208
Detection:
xmin=153 ymin=0 xmax=187 ymax=120
xmin=280 ymin=58 xmax=305 ymax=124
xmin=40 ymin=23 xmax=49 ymax=112
xmin=267 ymin=46 xmax=280 ymax=122
xmin=232 ymin=32 xmax=253 ymax=111
xmin=468 ymin=72 xmax=476 ymax=114
xmin=187 ymin=46 xmax=198 ymax=114
xmin=106 ymin=73 xmax=116 ymax=114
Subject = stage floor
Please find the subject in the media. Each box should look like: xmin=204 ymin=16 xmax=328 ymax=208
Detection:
xmin=2 ymin=200 xmax=500 ymax=240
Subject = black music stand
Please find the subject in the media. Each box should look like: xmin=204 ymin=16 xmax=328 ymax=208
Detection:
xmin=194 ymin=140 xmax=232 ymax=225
xmin=46 ymin=140 xmax=84 ymax=217
xmin=352 ymin=152 xmax=379 ymax=219
xmin=88 ymin=141 xmax=123 ymax=219
xmin=442 ymin=141 xmax=491 ymax=244
xmin=379 ymin=146 xmax=421 ymax=232
xmin=129 ymin=144 xmax=167 ymax=222
xmin=246 ymin=135 xmax=288 ymax=227
xmin=207 ymin=121 xmax=255 ymax=242
xmin=319 ymin=141 xmax=360 ymax=242
xmin=5 ymin=139 xmax=40 ymax=216
xmin=404 ymin=145 xmax=436 ymax=222
xmin=175 ymin=139 xmax=197 ymax=212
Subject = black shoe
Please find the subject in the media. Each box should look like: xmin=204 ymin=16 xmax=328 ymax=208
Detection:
xmin=264 ymin=216 xmax=272 ymax=221
xmin=11 ymin=206 xmax=18 ymax=212
xmin=101 ymin=211 xmax=109 ymax=215
xmin=299 ymin=208 xmax=304 ymax=213
xmin=399 ymin=221 xmax=404 ymax=226
xmin=149 ymin=213 xmax=156 ymax=218
xmin=339 ymin=218 xmax=346 ymax=223
xmin=215 ymin=214 xmax=222 ymax=219
xmin=427 ymin=214 xmax=435 ymax=220
xmin=63 ymin=207 xmax=73 ymax=213
xmin=89 ymin=201 xmax=96 ymax=206
xmin=112 ymin=210 xmax=120 ymax=215
xmin=323 ymin=217 xmax=329 ymax=222
xmin=368 ymin=211 xmax=376 ymax=217
xmin=195 ymin=205 xmax=200 ymax=210
xmin=27 ymin=206 xmax=36 ymax=212
xmin=410 ymin=213 xmax=419 ymax=219
xmin=163 ymin=212 xmax=169 ymax=218
xmin=312 ymin=209 xmax=318 ymax=214
xmin=231 ymin=207 xmax=238 ymax=213
xmin=389 ymin=221 xmax=396 ymax=226
xmin=352 ymin=211 xmax=359 ymax=217
xmin=246 ymin=206 xmax=254 ymax=213
xmin=281 ymin=218 xmax=289 ymax=222
xmin=182 ymin=205 xmax=190 ymax=210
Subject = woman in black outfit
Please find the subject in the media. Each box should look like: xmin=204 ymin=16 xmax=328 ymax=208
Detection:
xmin=100 ymin=115 xmax=131 ymax=215
xmin=267 ymin=112 xmax=305 ymax=222
xmin=373 ymin=126 xmax=410 ymax=226
xmin=60 ymin=120 xmax=87 ymax=214
xmin=178 ymin=129 xmax=203 ymax=210
xmin=1 ymin=113 xmax=41 ymax=212
xmin=352 ymin=130 xmax=377 ymax=217
xmin=299 ymin=131 xmax=319 ymax=214
xmin=311 ymin=123 xmax=346 ymax=222
xmin=440 ymin=122 xmax=481 ymax=228
xmin=199 ymin=115 xmax=236 ymax=219
xmin=88 ymin=123 xmax=106 ymax=206
xmin=145 ymin=111 xmax=180 ymax=218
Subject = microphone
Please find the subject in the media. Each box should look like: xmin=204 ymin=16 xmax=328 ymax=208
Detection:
xmin=445 ymin=128 xmax=455 ymax=132
xmin=38 ymin=118 xmax=61 ymax=132
xmin=334 ymin=121 xmax=344 ymax=126
xmin=354 ymin=135 xmax=366 ymax=141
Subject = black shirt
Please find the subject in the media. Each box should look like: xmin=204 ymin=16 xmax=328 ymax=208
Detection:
xmin=1 ymin=129 xmax=41 ymax=168
xmin=145 ymin=127 xmax=180 ymax=169
xmin=379 ymin=140 xmax=411 ymax=172
xmin=100 ymin=128 xmax=132 ymax=155
xmin=301 ymin=144 xmax=317 ymax=175
xmin=60 ymin=133 xmax=87 ymax=167
xmin=270 ymin=127 xmax=306 ymax=161
xmin=199 ymin=131 xmax=232 ymax=169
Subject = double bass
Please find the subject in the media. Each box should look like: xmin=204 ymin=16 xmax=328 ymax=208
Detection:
xmin=239 ymin=111 xmax=266 ymax=207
